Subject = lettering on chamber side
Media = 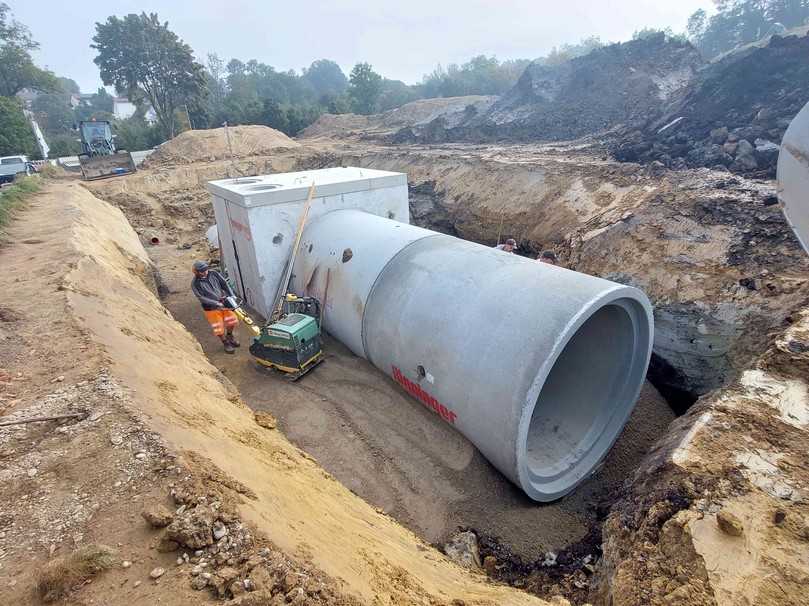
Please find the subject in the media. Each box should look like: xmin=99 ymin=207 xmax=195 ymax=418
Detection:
xmin=392 ymin=366 xmax=457 ymax=424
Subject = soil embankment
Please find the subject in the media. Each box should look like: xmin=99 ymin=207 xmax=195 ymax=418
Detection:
xmin=595 ymin=308 xmax=809 ymax=606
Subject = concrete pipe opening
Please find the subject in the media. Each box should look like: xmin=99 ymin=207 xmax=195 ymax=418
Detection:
xmin=520 ymin=296 xmax=651 ymax=501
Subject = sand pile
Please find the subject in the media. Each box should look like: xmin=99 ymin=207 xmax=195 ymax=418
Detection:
xmin=145 ymin=125 xmax=299 ymax=167
xmin=300 ymin=96 xmax=496 ymax=139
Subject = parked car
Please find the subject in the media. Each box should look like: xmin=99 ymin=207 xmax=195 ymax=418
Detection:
xmin=0 ymin=155 xmax=32 ymax=184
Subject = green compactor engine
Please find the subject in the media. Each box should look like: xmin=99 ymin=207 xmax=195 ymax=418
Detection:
xmin=249 ymin=295 xmax=323 ymax=380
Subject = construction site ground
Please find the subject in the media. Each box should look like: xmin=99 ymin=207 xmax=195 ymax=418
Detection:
xmin=151 ymin=243 xmax=673 ymax=561
xmin=2 ymin=123 xmax=809 ymax=606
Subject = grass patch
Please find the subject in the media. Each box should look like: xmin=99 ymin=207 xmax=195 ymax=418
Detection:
xmin=0 ymin=175 xmax=41 ymax=231
xmin=36 ymin=544 xmax=118 ymax=602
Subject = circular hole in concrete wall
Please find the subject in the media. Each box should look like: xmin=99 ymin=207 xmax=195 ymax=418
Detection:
xmin=272 ymin=233 xmax=283 ymax=245
xmin=416 ymin=365 xmax=426 ymax=379
xmin=388 ymin=211 xmax=396 ymax=219
xmin=524 ymin=299 xmax=647 ymax=500
xmin=342 ymin=248 xmax=353 ymax=263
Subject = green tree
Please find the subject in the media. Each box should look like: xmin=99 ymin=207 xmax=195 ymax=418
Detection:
xmin=257 ymin=99 xmax=289 ymax=133
xmin=418 ymin=55 xmax=532 ymax=98
xmin=56 ymin=77 xmax=80 ymax=95
xmin=113 ymin=115 xmax=163 ymax=151
xmin=32 ymin=92 xmax=74 ymax=135
xmin=687 ymin=0 xmax=809 ymax=58
xmin=74 ymin=88 xmax=114 ymax=122
xmin=541 ymin=36 xmax=604 ymax=66
xmin=46 ymin=133 xmax=81 ymax=158
xmin=326 ymin=93 xmax=351 ymax=114
xmin=284 ymin=104 xmax=321 ymax=135
xmin=301 ymin=59 xmax=348 ymax=98
xmin=92 ymin=12 xmax=206 ymax=138
xmin=348 ymin=62 xmax=382 ymax=114
xmin=0 ymin=3 xmax=57 ymax=96
xmin=0 ymin=96 xmax=37 ymax=156
xmin=377 ymin=79 xmax=418 ymax=112
xmin=201 ymin=52 xmax=228 ymax=126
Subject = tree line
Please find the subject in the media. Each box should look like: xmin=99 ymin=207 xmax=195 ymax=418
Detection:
xmin=3 ymin=3 xmax=808 ymax=159
xmin=687 ymin=0 xmax=809 ymax=58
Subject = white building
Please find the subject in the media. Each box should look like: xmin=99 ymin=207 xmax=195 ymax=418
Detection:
xmin=112 ymin=97 xmax=136 ymax=120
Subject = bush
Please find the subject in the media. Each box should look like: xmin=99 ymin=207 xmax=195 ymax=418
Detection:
xmin=47 ymin=133 xmax=81 ymax=158
xmin=0 ymin=96 xmax=38 ymax=157
xmin=36 ymin=544 xmax=117 ymax=602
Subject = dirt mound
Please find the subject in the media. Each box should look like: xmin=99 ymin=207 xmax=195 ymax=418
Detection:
xmin=301 ymin=96 xmax=496 ymax=141
xmin=610 ymin=29 xmax=809 ymax=178
xmin=145 ymin=125 xmax=299 ymax=167
xmin=299 ymin=113 xmax=373 ymax=138
xmin=395 ymin=34 xmax=700 ymax=144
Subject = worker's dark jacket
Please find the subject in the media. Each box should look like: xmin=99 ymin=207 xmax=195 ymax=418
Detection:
xmin=191 ymin=270 xmax=235 ymax=311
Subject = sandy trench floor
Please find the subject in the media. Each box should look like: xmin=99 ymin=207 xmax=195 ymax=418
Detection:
xmin=148 ymin=243 xmax=675 ymax=561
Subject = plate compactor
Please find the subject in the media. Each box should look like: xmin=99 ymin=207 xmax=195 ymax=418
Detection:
xmin=249 ymin=294 xmax=324 ymax=381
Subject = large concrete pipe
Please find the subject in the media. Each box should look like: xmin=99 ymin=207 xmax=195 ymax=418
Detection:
xmin=292 ymin=210 xmax=654 ymax=501
xmin=778 ymin=101 xmax=809 ymax=253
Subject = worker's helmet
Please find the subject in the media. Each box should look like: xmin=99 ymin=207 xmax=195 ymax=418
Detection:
xmin=192 ymin=260 xmax=209 ymax=273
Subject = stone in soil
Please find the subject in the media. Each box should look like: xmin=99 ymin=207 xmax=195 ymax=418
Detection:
xmin=150 ymin=567 xmax=165 ymax=579
xmin=253 ymin=411 xmax=277 ymax=430
xmin=166 ymin=504 xmax=214 ymax=548
xmin=716 ymin=509 xmax=744 ymax=536
xmin=142 ymin=503 xmax=174 ymax=528
xmin=190 ymin=574 xmax=208 ymax=590
xmin=443 ymin=531 xmax=482 ymax=570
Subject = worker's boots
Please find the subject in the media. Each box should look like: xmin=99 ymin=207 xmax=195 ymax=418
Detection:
xmin=221 ymin=336 xmax=235 ymax=354
xmin=226 ymin=332 xmax=240 ymax=348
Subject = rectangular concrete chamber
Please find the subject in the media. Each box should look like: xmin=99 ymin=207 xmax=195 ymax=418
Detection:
xmin=206 ymin=167 xmax=409 ymax=318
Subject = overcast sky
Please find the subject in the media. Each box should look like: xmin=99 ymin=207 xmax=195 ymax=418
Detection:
xmin=10 ymin=0 xmax=712 ymax=93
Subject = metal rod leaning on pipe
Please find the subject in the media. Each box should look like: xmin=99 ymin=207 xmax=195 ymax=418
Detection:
xmin=272 ymin=182 xmax=316 ymax=319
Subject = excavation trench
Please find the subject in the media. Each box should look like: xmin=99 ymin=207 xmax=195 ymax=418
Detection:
xmin=82 ymin=154 xmax=689 ymax=601
xmin=80 ymin=132 xmax=809 ymax=604
xmin=142 ymin=238 xmax=674 ymax=601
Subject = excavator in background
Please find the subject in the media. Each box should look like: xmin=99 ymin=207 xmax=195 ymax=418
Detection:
xmin=77 ymin=120 xmax=136 ymax=181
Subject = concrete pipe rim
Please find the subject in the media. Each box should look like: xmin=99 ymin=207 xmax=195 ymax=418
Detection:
xmin=515 ymin=286 xmax=653 ymax=502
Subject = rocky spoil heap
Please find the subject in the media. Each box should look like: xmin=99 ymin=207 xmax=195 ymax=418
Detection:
xmin=301 ymin=96 xmax=497 ymax=143
xmin=397 ymin=34 xmax=701 ymax=144
xmin=610 ymin=30 xmax=809 ymax=178
xmin=143 ymin=485 xmax=360 ymax=605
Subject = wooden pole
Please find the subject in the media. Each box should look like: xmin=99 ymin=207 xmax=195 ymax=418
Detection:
xmin=273 ymin=182 xmax=316 ymax=318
